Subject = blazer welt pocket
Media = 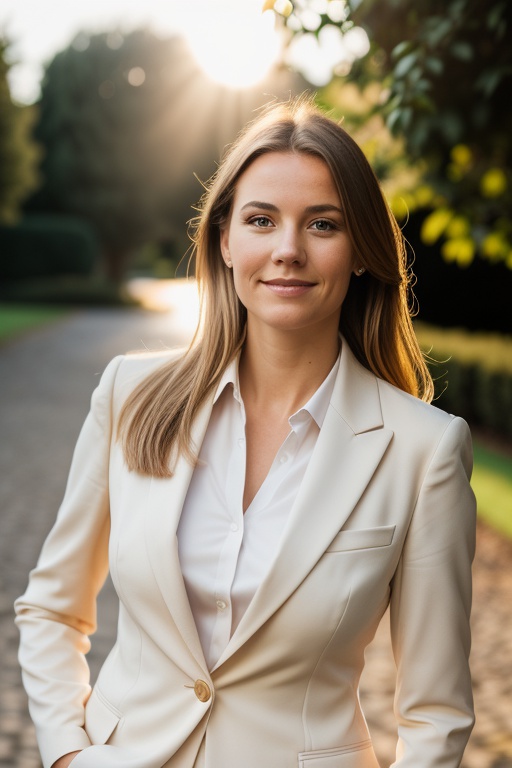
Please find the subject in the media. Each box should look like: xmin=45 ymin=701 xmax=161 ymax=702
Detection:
xmin=326 ymin=525 xmax=396 ymax=553
xmin=84 ymin=686 xmax=122 ymax=745
xmin=299 ymin=739 xmax=378 ymax=767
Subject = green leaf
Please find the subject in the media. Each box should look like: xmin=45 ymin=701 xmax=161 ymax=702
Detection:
xmin=475 ymin=69 xmax=504 ymax=97
xmin=386 ymin=108 xmax=402 ymax=134
xmin=385 ymin=94 xmax=403 ymax=112
xmin=394 ymin=52 xmax=419 ymax=79
xmin=424 ymin=57 xmax=444 ymax=76
xmin=440 ymin=112 xmax=464 ymax=144
xmin=414 ymin=77 xmax=433 ymax=93
xmin=391 ymin=41 xmax=414 ymax=60
xmin=412 ymin=93 xmax=436 ymax=113
xmin=400 ymin=106 xmax=413 ymax=130
xmin=451 ymin=41 xmax=473 ymax=62
xmin=487 ymin=2 xmax=506 ymax=30
xmin=423 ymin=18 xmax=452 ymax=47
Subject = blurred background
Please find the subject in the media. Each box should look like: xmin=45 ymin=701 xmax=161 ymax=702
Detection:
xmin=0 ymin=1 xmax=511 ymax=766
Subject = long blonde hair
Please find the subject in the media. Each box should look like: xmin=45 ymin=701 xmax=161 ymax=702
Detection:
xmin=119 ymin=97 xmax=433 ymax=477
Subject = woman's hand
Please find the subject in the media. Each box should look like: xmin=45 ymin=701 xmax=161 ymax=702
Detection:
xmin=51 ymin=751 xmax=82 ymax=768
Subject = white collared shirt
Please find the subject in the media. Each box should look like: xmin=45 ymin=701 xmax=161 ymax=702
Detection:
xmin=177 ymin=354 xmax=340 ymax=669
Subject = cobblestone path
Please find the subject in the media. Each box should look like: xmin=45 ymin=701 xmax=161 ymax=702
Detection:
xmin=1 ymin=306 xmax=511 ymax=767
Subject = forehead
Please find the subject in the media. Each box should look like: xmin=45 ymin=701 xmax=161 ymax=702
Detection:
xmin=232 ymin=151 xmax=340 ymax=205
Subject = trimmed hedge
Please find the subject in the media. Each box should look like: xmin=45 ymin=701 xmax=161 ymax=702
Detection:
xmin=415 ymin=323 xmax=512 ymax=440
xmin=0 ymin=215 xmax=98 ymax=280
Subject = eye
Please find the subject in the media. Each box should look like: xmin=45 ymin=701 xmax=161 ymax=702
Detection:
xmin=248 ymin=215 xmax=273 ymax=228
xmin=310 ymin=219 xmax=336 ymax=232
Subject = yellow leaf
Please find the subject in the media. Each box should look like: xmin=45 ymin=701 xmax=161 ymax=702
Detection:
xmin=414 ymin=185 xmax=434 ymax=207
xmin=441 ymin=238 xmax=475 ymax=267
xmin=447 ymin=163 xmax=463 ymax=182
xmin=420 ymin=208 xmax=454 ymax=245
xmin=480 ymin=168 xmax=507 ymax=198
xmin=450 ymin=144 xmax=473 ymax=168
xmin=391 ymin=196 xmax=409 ymax=221
xmin=446 ymin=215 xmax=470 ymax=239
xmin=482 ymin=232 xmax=507 ymax=259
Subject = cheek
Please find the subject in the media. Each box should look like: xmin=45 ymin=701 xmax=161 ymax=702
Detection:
xmin=231 ymin=243 xmax=262 ymax=283
xmin=231 ymin=264 xmax=255 ymax=305
xmin=323 ymin=256 xmax=354 ymax=294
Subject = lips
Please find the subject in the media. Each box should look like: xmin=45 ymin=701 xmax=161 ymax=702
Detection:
xmin=263 ymin=279 xmax=315 ymax=286
xmin=262 ymin=279 xmax=315 ymax=296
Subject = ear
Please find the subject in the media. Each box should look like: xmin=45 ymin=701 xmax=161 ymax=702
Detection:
xmin=220 ymin=227 xmax=232 ymax=268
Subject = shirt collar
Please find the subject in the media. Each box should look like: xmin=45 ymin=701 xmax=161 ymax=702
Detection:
xmin=213 ymin=351 xmax=340 ymax=429
xmin=213 ymin=356 xmax=241 ymax=405
xmin=294 ymin=353 xmax=340 ymax=429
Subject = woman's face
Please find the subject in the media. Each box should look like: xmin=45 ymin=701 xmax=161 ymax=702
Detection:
xmin=220 ymin=151 xmax=359 ymax=340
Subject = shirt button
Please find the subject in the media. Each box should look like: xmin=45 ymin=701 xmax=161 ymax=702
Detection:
xmin=230 ymin=523 xmax=239 ymax=532
xmin=216 ymin=599 xmax=227 ymax=610
xmin=279 ymin=454 xmax=288 ymax=464
xmin=238 ymin=438 xmax=245 ymax=448
xmin=193 ymin=679 xmax=212 ymax=703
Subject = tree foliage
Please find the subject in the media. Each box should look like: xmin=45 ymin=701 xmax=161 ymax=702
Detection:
xmin=28 ymin=30 xmax=198 ymax=280
xmin=0 ymin=39 xmax=39 ymax=224
xmin=271 ymin=0 xmax=512 ymax=267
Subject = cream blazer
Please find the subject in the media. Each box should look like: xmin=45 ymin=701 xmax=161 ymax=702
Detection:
xmin=15 ymin=340 xmax=476 ymax=768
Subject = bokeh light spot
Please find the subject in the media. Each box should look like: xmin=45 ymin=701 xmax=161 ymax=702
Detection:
xmin=127 ymin=67 xmax=146 ymax=86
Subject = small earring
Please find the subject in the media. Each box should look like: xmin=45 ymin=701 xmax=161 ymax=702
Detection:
xmin=357 ymin=267 xmax=365 ymax=275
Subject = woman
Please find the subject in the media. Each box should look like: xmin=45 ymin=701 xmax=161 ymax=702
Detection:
xmin=15 ymin=98 xmax=476 ymax=768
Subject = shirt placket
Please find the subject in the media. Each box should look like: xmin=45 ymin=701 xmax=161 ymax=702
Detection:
xmin=247 ymin=410 xmax=309 ymax=517
xmin=207 ymin=392 xmax=246 ymax=665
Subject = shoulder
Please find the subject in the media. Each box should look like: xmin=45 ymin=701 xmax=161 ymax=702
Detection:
xmin=339 ymin=338 xmax=467 ymax=445
xmin=377 ymin=376 xmax=452 ymax=431
xmin=94 ymin=347 xmax=187 ymax=407
xmin=376 ymin=376 xmax=472 ymax=469
xmin=119 ymin=346 xmax=185 ymax=381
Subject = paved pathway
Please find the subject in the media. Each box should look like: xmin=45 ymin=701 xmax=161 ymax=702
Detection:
xmin=0 ymin=305 xmax=511 ymax=767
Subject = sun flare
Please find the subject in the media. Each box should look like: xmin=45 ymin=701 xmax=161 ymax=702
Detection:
xmin=176 ymin=1 xmax=282 ymax=89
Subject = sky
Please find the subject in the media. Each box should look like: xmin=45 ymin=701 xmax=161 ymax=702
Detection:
xmin=0 ymin=0 xmax=282 ymax=103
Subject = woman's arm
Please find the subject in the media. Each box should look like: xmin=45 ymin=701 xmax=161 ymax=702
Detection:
xmin=389 ymin=416 xmax=476 ymax=768
xmin=15 ymin=356 xmax=124 ymax=768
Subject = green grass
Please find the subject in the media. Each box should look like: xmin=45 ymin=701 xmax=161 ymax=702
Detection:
xmin=0 ymin=303 xmax=69 ymax=343
xmin=472 ymin=440 xmax=512 ymax=538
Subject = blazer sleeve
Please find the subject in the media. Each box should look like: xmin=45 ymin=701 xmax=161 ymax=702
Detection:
xmin=389 ymin=415 xmax=476 ymax=768
xmin=14 ymin=354 xmax=124 ymax=768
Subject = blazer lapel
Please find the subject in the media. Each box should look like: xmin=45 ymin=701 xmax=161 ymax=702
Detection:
xmin=212 ymin=342 xmax=393 ymax=670
xmin=144 ymin=396 xmax=214 ymax=671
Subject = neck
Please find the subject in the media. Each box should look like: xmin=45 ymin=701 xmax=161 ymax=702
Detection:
xmin=239 ymin=325 xmax=340 ymax=416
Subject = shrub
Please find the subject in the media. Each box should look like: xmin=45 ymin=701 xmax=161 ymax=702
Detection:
xmin=416 ymin=322 xmax=512 ymax=440
xmin=0 ymin=215 xmax=98 ymax=280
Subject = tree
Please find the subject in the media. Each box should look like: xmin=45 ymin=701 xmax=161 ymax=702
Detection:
xmin=270 ymin=0 xmax=512 ymax=267
xmin=28 ymin=30 xmax=211 ymax=281
xmin=0 ymin=38 xmax=39 ymax=223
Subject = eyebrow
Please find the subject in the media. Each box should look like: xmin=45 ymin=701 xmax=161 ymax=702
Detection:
xmin=239 ymin=201 xmax=344 ymax=215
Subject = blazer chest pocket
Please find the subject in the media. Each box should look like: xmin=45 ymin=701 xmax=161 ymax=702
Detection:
xmin=84 ymin=686 xmax=122 ymax=745
xmin=299 ymin=740 xmax=380 ymax=767
xmin=326 ymin=525 xmax=395 ymax=553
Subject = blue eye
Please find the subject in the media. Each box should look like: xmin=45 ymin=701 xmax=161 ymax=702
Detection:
xmin=249 ymin=216 xmax=273 ymax=227
xmin=311 ymin=219 xmax=334 ymax=231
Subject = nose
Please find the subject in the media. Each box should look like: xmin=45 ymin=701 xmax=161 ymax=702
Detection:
xmin=271 ymin=226 xmax=305 ymax=266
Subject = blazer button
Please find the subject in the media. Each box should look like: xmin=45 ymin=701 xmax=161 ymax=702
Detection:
xmin=194 ymin=679 xmax=212 ymax=703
